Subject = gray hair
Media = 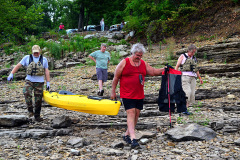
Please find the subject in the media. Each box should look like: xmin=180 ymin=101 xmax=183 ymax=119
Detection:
xmin=131 ymin=43 xmax=146 ymax=54
xmin=188 ymin=44 xmax=197 ymax=52
xmin=101 ymin=43 xmax=107 ymax=47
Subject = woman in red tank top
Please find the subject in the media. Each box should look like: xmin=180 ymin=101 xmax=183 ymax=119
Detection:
xmin=111 ymin=43 xmax=165 ymax=149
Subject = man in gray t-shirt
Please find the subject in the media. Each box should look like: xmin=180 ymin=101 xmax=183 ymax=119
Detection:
xmin=89 ymin=43 xmax=111 ymax=96
xmin=7 ymin=45 xmax=50 ymax=121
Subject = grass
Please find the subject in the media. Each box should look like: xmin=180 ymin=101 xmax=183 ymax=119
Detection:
xmin=188 ymin=102 xmax=211 ymax=126
xmin=159 ymin=41 xmax=162 ymax=54
xmin=176 ymin=102 xmax=211 ymax=126
xmin=203 ymin=52 xmax=207 ymax=60
xmin=58 ymin=85 xmax=66 ymax=91
xmin=147 ymin=35 xmax=152 ymax=53
xmin=177 ymin=116 xmax=186 ymax=124
xmin=8 ymin=84 xmax=17 ymax=89
xmin=5 ymin=63 xmax=11 ymax=68
xmin=165 ymin=37 xmax=176 ymax=61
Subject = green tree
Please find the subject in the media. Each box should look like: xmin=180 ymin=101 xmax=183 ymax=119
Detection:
xmin=0 ymin=0 xmax=44 ymax=43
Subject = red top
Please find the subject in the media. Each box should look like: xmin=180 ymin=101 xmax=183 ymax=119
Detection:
xmin=59 ymin=24 xmax=64 ymax=29
xmin=120 ymin=57 xmax=146 ymax=99
xmin=162 ymin=67 xmax=182 ymax=75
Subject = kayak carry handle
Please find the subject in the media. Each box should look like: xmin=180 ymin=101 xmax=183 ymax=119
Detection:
xmin=59 ymin=90 xmax=76 ymax=95
xmin=88 ymin=96 xmax=103 ymax=100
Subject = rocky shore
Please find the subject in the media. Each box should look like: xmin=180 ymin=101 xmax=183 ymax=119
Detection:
xmin=0 ymin=36 xmax=240 ymax=159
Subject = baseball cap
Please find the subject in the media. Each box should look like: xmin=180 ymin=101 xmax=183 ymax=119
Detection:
xmin=32 ymin=45 xmax=41 ymax=53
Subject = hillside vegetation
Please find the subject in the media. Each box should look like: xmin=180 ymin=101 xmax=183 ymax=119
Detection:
xmin=1 ymin=0 xmax=239 ymax=45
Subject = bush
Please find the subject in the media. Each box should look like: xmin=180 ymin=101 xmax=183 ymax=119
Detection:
xmin=86 ymin=58 xmax=96 ymax=66
xmin=47 ymin=42 xmax=61 ymax=59
xmin=110 ymin=51 xmax=120 ymax=65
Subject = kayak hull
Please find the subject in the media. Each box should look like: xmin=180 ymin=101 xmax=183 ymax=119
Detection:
xmin=43 ymin=91 xmax=121 ymax=115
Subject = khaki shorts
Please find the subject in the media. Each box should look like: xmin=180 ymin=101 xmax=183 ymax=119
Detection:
xmin=182 ymin=76 xmax=196 ymax=104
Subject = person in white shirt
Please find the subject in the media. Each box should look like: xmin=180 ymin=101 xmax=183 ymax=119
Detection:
xmin=100 ymin=18 xmax=105 ymax=31
xmin=7 ymin=45 xmax=50 ymax=121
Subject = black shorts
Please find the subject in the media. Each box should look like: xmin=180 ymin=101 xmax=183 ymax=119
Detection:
xmin=122 ymin=98 xmax=144 ymax=111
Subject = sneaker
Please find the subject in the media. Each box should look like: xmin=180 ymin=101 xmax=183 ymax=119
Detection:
xmin=182 ymin=111 xmax=192 ymax=115
xmin=97 ymin=90 xmax=101 ymax=96
xmin=35 ymin=117 xmax=43 ymax=122
xmin=99 ymin=90 xmax=104 ymax=96
xmin=123 ymin=135 xmax=131 ymax=144
xmin=131 ymin=139 xmax=140 ymax=149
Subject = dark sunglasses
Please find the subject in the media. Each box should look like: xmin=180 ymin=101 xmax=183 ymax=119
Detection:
xmin=139 ymin=74 xmax=144 ymax=85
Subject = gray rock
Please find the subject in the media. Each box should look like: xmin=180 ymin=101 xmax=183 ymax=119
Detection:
xmin=70 ymin=149 xmax=80 ymax=156
xmin=66 ymin=62 xmax=81 ymax=68
xmin=67 ymin=137 xmax=86 ymax=147
xmin=223 ymin=126 xmax=239 ymax=133
xmin=52 ymin=115 xmax=71 ymax=128
xmin=119 ymin=51 xmax=129 ymax=57
xmin=136 ymin=131 xmax=157 ymax=139
xmin=112 ymin=33 xmax=124 ymax=40
xmin=84 ymin=35 xmax=95 ymax=39
xmin=115 ymin=45 xmax=127 ymax=51
xmin=0 ymin=68 xmax=11 ymax=76
xmin=111 ymin=140 xmax=124 ymax=148
xmin=0 ymin=115 xmax=28 ymax=127
xmin=0 ymin=128 xmax=72 ymax=139
xmin=165 ymin=123 xmax=216 ymax=141
xmin=101 ymin=147 xmax=124 ymax=156
xmin=234 ymin=138 xmax=240 ymax=146
xmin=211 ymin=121 xmax=225 ymax=130
xmin=131 ymin=155 xmax=138 ymax=160
xmin=139 ymin=138 xmax=150 ymax=145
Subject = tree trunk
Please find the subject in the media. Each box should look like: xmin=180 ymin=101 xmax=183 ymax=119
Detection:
xmin=85 ymin=11 xmax=89 ymax=31
xmin=78 ymin=4 xmax=84 ymax=32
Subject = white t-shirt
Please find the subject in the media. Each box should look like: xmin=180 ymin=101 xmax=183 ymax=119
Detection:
xmin=20 ymin=55 xmax=48 ymax=82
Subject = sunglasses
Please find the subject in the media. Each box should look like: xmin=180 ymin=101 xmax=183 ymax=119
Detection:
xmin=139 ymin=74 xmax=144 ymax=85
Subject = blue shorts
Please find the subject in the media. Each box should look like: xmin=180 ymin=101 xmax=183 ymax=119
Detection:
xmin=122 ymin=98 xmax=144 ymax=111
xmin=96 ymin=68 xmax=108 ymax=82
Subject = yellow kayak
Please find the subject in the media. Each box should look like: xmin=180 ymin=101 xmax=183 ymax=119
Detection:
xmin=43 ymin=90 xmax=121 ymax=115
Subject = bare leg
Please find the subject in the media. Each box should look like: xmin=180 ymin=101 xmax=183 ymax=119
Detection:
xmin=98 ymin=80 xmax=103 ymax=90
xmin=125 ymin=108 xmax=141 ymax=140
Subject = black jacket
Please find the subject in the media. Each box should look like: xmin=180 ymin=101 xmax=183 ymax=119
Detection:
xmin=158 ymin=66 xmax=187 ymax=113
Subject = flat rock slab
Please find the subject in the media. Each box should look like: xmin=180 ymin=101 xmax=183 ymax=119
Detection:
xmin=0 ymin=128 xmax=72 ymax=139
xmin=165 ymin=123 xmax=216 ymax=142
xmin=0 ymin=115 xmax=28 ymax=127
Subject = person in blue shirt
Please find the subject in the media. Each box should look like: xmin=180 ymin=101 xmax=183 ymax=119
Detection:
xmin=89 ymin=43 xmax=111 ymax=96
xmin=7 ymin=45 xmax=50 ymax=121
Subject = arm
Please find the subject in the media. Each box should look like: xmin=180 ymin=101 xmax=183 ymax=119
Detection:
xmin=175 ymin=54 xmax=184 ymax=70
xmin=11 ymin=63 xmax=22 ymax=74
xmin=45 ymin=68 xmax=50 ymax=82
xmin=145 ymin=62 xmax=165 ymax=76
xmin=196 ymin=71 xmax=203 ymax=84
xmin=7 ymin=63 xmax=22 ymax=81
xmin=110 ymin=59 xmax=126 ymax=99
xmin=45 ymin=68 xmax=50 ymax=90
xmin=108 ymin=53 xmax=111 ymax=64
xmin=88 ymin=55 xmax=96 ymax=63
